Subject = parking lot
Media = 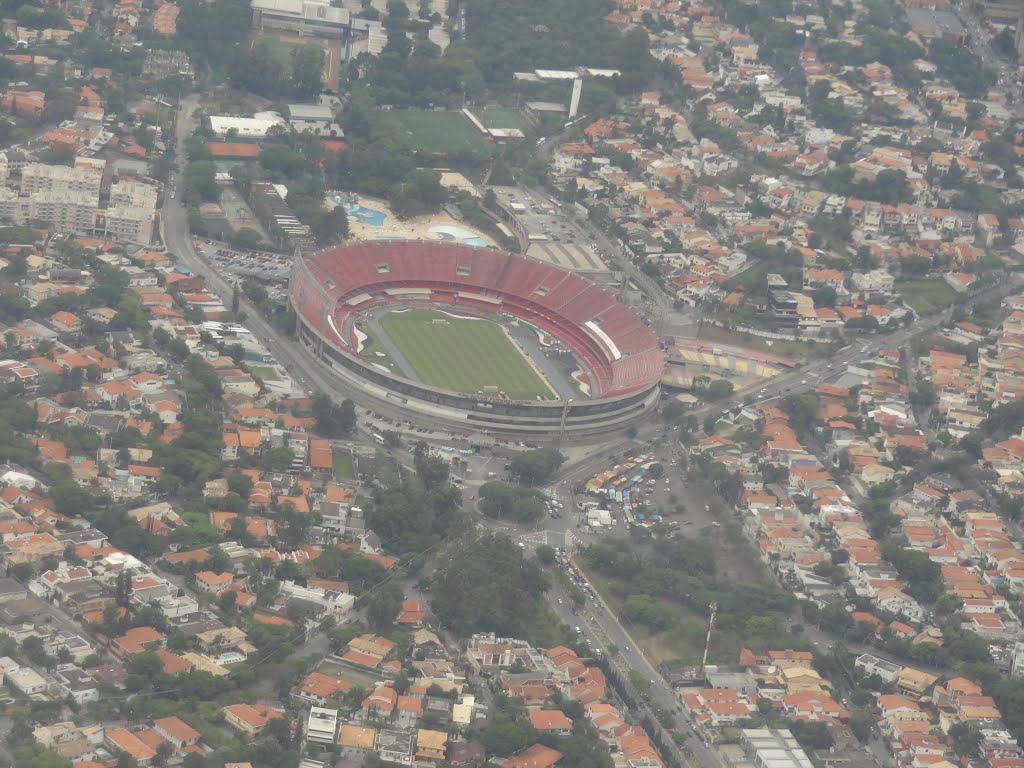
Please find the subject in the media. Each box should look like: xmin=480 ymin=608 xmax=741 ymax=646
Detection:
xmin=194 ymin=240 xmax=293 ymax=282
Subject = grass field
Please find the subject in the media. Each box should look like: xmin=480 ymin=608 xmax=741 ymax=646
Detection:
xmin=333 ymin=450 xmax=355 ymax=479
xmin=479 ymin=107 xmax=535 ymax=135
xmin=583 ymin=570 xmax=725 ymax=666
xmin=379 ymin=309 xmax=555 ymax=400
xmin=392 ymin=110 xmax=486 ymax=154
xmin=247 ymin=365 xmax=281 ymax=382
xmin=726 ymin=262 xmax=769 ymax=289
xmin=260 ymin=36 xmax=326 ymax=76
xmin=895 ymin=278 xmax=960 ymax=314
xmin=694 ymin=323 xmax=818 ymax=360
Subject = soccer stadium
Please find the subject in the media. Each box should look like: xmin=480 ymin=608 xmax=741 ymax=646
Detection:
xmin=289 ymin=242 xmax=665 ymax=438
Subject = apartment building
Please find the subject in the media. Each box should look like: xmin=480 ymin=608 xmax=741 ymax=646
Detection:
xmin=110 ymin=180 xmax=159 ymax=210
xmin=0 ymin=187 xmax=27 ymax=224
xmin=29 ymin=191 xmax=97 ymax=234
xmin=21 ymin=163 xmax=101 ymax=196
xmin=104 ymin=205 xmax=154 ymax=244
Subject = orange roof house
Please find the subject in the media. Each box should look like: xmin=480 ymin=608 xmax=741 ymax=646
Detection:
xmin=112 ymin=626 xmax=165 ymax=657
xmin=298 ymin=671 xmax=353 ymax=703
xmin=152 ymin=716 xmax=201 ymax=748
xmin=528 ymin=710 xmax=573 ymax=733
xmin=397 ymin=598 xmax=426 ymax=626
xmin=105 ymin=729 xmax=156 ymax=764
xmin=223 ymin=704 xmax=284 ymax=738
xmin=2 ymin=90 xmax=45 ymax=116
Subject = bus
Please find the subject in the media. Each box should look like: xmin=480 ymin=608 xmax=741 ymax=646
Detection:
xmin=372 ymin=432 xmax=385 ymax=445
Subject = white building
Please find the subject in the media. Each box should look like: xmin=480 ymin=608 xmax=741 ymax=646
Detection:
xmin=54 ymin=665 xmax=99 ymax=704
xmin=104 ymin=206 xmax=154 ymax=244
xmin=740 ymin=729 xmax=815 ymax=768
xmin=251 ymin=0 xmax=351 ymax=38
xmin=21 ymin=163 xmax=101 ymax=196
xmin=110 ymin=180 xmax=159 ymax=211
xmin=279 ymin=580 xmax=355 ymax=615
xmin=854 ymin=653 xmax=903 ymax=684
xmin=306 ymin=707 xmax=340 ymax=745
xmin=1012 ymin=641 xmax=1024 ymax=678
xmin=209 ymin=113 xmax=289 ymax=138
xmin=0 ymin=656 xmax=49 ymax=696
xmin=29 ymin=191 xmax=98 ymax=234
xmin=288 ymin=103 xmax=341 ymax=135
xmin=0 ymin=186 xmax=28 ymax=224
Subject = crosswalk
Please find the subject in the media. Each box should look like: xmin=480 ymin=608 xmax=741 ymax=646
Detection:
xmin=518 ymin=529 xmax=585 ymax=550
xmin=519 ymin=530 xmax=552 ymax=546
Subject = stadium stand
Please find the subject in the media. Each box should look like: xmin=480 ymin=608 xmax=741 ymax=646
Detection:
xmin=289 ymin=242 xmax=664 ymax=436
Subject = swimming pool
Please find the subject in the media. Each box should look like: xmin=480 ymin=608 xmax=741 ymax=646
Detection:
xmin=429 ymin=225 xmax=488 ymax=247
xmin=333 ymin=198 xmax=387 ymax=227
xmin=219 ymin=651 xmax=244 ymax=663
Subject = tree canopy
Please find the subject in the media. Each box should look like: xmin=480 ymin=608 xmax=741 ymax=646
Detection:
xmin=510 ymin=447 xmax=565 ymax=486
xmin=432 ymin=532 xmax=552 ymax=640
xmin=479 ymin=482 xmax=546 ymax=523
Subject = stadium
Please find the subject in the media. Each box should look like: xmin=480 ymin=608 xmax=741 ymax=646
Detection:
xmin=289 ymin=241 xmax=664 ymax=438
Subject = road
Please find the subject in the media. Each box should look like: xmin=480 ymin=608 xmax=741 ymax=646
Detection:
xmin=957 ymin=1 xmax=1024 ymax=116
xmin=547 ymin=575 xmax=723 ymax=768
xmin=165 ymin=95 xmax=1022 ymax=768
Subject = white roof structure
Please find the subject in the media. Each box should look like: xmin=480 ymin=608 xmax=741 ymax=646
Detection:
xmin=209 ymin=112 xmax=288 ymax=138
xmin=306 ymin=707 xmax=340 ymax=744
xmin=288 ymin=103 xmax=335 ymax=123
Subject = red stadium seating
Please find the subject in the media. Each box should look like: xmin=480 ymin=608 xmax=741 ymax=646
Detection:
xmin=293 ymin=242 xmax=663 ymax=397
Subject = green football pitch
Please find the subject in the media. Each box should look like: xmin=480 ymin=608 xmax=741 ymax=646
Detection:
xmin=378 ymin=309 xmax=555 ymax=400
xmin=391 ymin=110 xmax=486 ymax=154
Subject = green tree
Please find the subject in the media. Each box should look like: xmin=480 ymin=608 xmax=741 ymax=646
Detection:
xmin=479 ymin=482 xmax=546 ymax=522
xmin=291 ymin=45 xmax=325 ymax=96
xmin=510 ymin=447 xmax=565 ymax=485
xmin=366 ymin=581 xmax=403 ymax=633
xmin=432 ymin=532 xmax=550 ymax=641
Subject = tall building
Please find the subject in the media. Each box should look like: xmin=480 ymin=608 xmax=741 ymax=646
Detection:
xmin=28 ymin=191 xmax=98 ymax=234
xmin=104 ymin=206 xmax=154 ymax=244
xmin=0 ymin=187 xmax=27 ymax=225
xmin=21 ymin=163 xmax=101 ymax=197
xmin=110 ymin=180 xmax=158 ymax=211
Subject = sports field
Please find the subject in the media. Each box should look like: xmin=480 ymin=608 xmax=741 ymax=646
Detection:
xmin=895 ymin=278 xmax=959 ymax=314
xmin=391 ymin=110 xmax=486 ymax=154
xmin=479 ymin=108 xmax=535 ymax=135
xmin=379 ymin=309 xmax=555 ymax=400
